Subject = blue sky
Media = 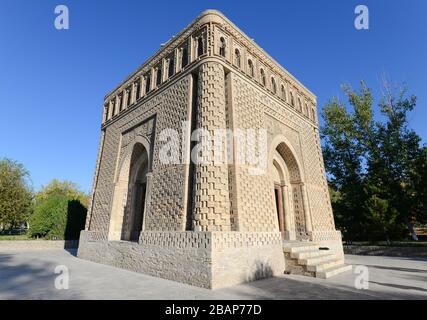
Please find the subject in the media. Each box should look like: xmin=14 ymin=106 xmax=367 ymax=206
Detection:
xmin=1 ymin=0 xmax=426 ymax=193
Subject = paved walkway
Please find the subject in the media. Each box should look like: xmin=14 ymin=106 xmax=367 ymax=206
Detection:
xmin=0 ymin=250 xmax=426 ymax=299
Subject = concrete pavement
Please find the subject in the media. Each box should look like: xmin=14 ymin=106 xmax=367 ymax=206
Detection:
xmin=0 ymin=249 xmax=426 ymax=299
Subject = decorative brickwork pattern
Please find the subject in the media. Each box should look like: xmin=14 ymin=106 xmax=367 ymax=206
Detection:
xmin=230 ymin=75 xmax=277 ymax=232
xmin=211 ymin=231 xmax=282 ymax=249
xmin=139 ymin=231 xmax=212 ymax=249
xmin=310 ymin=230 xmax=342 ymax=242
xmin=144 ymin=77 xmax=191 ymax=231
xmin=229 ymin=72 xmax=335 ymax=235
xmin=192 ymin=62 xmax=231 ymax=231
xmin=292 ymin=184 xmax=306 ymax=233
xmin=81 ymin=10 xmax=343 ymax=289
xmin=88 ymin=76 xmax=192 ymax=237
xmin=85 ymin=130 xmax=105 ymax=230
xmin=78 ymin=230 xmax=284 ymax=289
xmin=300 ymin=126 xmax=335 ymax=231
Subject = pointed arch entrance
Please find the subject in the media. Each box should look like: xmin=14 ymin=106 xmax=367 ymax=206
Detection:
xmin=121 ymin=143 xmax=148 ymax=241
xmin=269 ymin=136 xmax=312 ymax=240
xmin=108 ymin=137 xmax=151 ymax=241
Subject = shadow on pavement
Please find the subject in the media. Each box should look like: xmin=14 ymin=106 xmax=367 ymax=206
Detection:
xmin=369 ymin=281 xmax=427 ymax=293
xmin=365 ymin=265 xmax=427 ymax=274
xmin=0 ymin=252 xmax=81 ymax=299
xmin=224 ymin=273 xmax=427 ymax=300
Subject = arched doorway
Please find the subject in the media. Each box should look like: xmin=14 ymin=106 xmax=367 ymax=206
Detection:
xmin=108 ymin=138 xmax=150 ymax=242
xmin=121 ymin=143 xmax=148 ymax=241
xmin=270 ymin=139 xmax=309 ymax=240
xmin=273 ymin=159 xmax=286 ymax=234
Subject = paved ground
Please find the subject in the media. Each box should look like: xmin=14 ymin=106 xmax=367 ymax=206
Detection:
xmin=0 ymin=249 xmax=426 ymax=299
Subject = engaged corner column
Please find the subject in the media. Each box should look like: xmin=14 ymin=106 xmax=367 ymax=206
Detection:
xmin=140 ymin=172 xmax=153 ymax=234
xmin=282 ymin=183 xmax=293 ymax=239
xmin=191 ymin=62 xmax=231 ymax=232
xmin=300 ymin=183 xmax=312 ymax=232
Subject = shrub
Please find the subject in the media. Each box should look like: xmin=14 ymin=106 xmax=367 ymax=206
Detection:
xmin=29 ymin=194 xmax=68 ymax=239
xmin=29 ymin=195 xmax=87 ymax=240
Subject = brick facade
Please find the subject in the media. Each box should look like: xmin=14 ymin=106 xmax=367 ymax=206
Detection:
xmin=78 ymin=10 xmax=343 ymax=288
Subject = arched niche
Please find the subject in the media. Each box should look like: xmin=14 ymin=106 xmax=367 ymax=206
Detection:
xmin=268 ymin=135 xmax=311 ymax=239
xmin=108 ymin=136 xmax=151 ymax=241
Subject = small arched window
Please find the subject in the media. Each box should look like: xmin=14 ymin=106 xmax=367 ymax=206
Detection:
xmin=219 ymin=37 xmax=226 ymax=57
xmin=260 ymin=69 xmax=266 ymax=86
xmin=145 ymin=74 xmax=151 ymax=94
xmin=126 ymin=87 xmax=131 ymax=106
xmin=104 ymin=103 xmax=109 ymax=122
xmin=290 ymin=92 xmax=295 ymax=106
xmin=181 ymin=46 xmax=188 ymax=68
xmin=281 ymin=85 xmax=286 ymax=101
xmin=156 ymin=67 xmax=162 ymax=87
xmin=118 ymin=93 xmax=124 ymax=112
xmin=271 ymin=77 xmax=277 ymax=94
xmin=111 ymin=99 xmax=116 ymax=116
xmin=135 ymin=81 xmax=141 ymax=100
xmin=305 ymin=102 xmax=309 ymax=117
xmin=248 ymin=59 xmax=254 ymax=77
xmin=197 ymin=36 xmax=205 ymax=57
xmin=168 ymin=57 xmax=175 ymax=78
xmin=234 ymin=49 xmax=241 ymax=67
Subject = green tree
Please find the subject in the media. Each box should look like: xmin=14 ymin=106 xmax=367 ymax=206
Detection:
xmin=0 ymin=158 xmax=33 ymax=230
xmin=365 ymin=194 xmax=398 ymax=244
xmin=29 ymin=194 xmax=68 ymax=239
xmin=368 ymin=81 xmax=426 ymax=240
xmin=321 ymin=82 xmax=375 ymax=241
xmin=322 ymin=81 xmax=426 ymax=242
xmin=29 ymin=179 xmax=88 ymax=240
xmin=36 ymin=179 xmax=89 ymax=207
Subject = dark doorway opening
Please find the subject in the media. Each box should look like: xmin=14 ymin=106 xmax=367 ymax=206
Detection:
xmin=274 ymin=184 xmax=285 ymax=234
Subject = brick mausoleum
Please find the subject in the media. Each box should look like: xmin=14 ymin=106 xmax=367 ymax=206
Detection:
xmin=78 ymin=10 xmax=350 ymax=289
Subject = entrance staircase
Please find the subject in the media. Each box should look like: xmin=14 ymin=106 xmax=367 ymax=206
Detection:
xmin=283 ymin=241 xmax=352 ymax=279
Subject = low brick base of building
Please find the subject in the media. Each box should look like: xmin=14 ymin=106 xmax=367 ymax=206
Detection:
xmin=77 ymin=230 xmax=285 ymax=289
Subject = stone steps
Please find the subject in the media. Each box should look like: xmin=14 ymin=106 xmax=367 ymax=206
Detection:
xmin=283 ymin=241 xmax=352 ymax=279
xmin=298 ymin=253 xmax=337 ymax=266
xmin=284 ymin=244 xmax=320 ymax=254
xmin=316 ymin=264 xmax=353 ymax=279
xmin=291 ymin=249 xmax=330 ymax=259
xmin=306 ymin=257 xmax=345 ymax=272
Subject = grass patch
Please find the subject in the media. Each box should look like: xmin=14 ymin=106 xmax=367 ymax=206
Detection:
xmin=346 ymin=241 xmax=427 ymax=247
xmin=0 ymin=234 xmax=29 ymax=241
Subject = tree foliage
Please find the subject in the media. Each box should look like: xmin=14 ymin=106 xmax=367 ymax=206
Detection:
xmin=321 ymin=81 xmax=426 ymax=241
xmin=29 ymin=194 xmax=68 ymax=239
xmin=29 ymin=179 xmax=88 ymax=240
xmin=36 ymin=179 xmax=89 ymax=207
xmin=0 ymin=158 xmax=33 ymax=229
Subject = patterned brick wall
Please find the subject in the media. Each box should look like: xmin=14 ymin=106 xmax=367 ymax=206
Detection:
xmin=89 ymin=75 xmax=192 ymax=236
xmin=79 ymin=229 xmax=285 ymax=289
xmin=191 ymin=62 xmax=231 ymax=231
xmin=144 ymin=77 xmax=191 ymax=231
xmin=301 ymin=126 xmax=335 ymax=231
xmin=89 ymin=64 xmax=336 ymax=239
xmin=80 ymin=11 xmax=342 ymax=289
xmin=89 ymin=124 xmax=121 ymax=235
xmin=230 ymin=72 xmax=335 ymax=234
xmin=230 ymin=74 xmax=277 ymax=232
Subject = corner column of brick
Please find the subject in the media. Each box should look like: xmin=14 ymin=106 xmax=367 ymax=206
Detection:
xmin=192 ymin=62 xmax=231 ymax=231
xmin=85 ymin=129 xmax=106 ymax=230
